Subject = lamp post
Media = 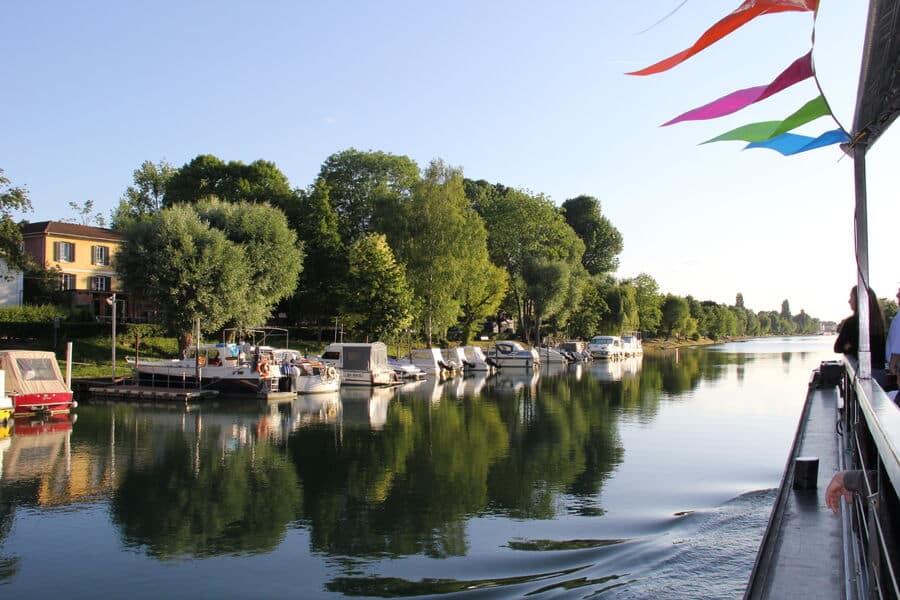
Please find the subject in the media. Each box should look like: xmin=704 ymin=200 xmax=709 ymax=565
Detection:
xmin=106 ymin=293 xmax=117 ymax=379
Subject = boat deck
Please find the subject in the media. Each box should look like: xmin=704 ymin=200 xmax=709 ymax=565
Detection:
xmin=745 ymin=381 xmax=846 ymax=599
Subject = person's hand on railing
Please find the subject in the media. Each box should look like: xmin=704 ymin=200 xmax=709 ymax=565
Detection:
xmin=825 ymin=470 xmax=864 ymax=513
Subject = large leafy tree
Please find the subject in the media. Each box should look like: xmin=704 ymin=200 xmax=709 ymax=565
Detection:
xmin=111 ymin=160 xmax=176 ymax=228
xmin=630 ymin=273 xmax=662 ymax=335
xmin=289 ymin=179 xmax=345 ymax=332
xmin=560 ymin=195 xmax=623 ymax=276
xmin=458 ymin=259 xmax=508 ymax=345
xmin=387 ymin=160 xmax=483 ymax=344
xmin=345 ymin=233 xmax=413 ymax=341
xmin=473 ymin=184 xmax=585 ymax=339
xmin=164 ymin=155 xmax=295 ymax=211
xmin=194 ymin=199 xmax=303 ymax=329
xmin=0 ymin=169 xmax=32 ymax=272
xmin=660 ymin=294 xmax=690 ymax=339
xmin=115 ymin=204 xmax=250 ymax=348
xmin=317 ymin=149 xmax=420 ymax=245
xmin=523 ymin=257 xmax=571 ymax=345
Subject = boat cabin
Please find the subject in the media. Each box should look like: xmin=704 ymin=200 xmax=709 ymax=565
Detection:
xmin=321 ymin=342 xmax=395 ymax=386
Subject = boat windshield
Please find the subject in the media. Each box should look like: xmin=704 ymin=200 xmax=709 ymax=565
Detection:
xmin=16 ymin=357 xmax=58 ymax=381
xmin=593 ymin=337 xmax=614 ymax=344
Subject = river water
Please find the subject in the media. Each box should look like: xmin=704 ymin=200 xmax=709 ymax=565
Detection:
xmin=0 ymin=336 xmax=838 ymax=598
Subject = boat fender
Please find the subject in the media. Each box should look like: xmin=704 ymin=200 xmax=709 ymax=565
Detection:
xmin=326 ymin=366 xmax=337 ymax=380
xmin=257 ymin=360 xmax=270 ymax=378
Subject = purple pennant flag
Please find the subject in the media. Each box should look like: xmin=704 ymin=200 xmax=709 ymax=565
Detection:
xmin=663 ymin=52 xmax=813 ymax=126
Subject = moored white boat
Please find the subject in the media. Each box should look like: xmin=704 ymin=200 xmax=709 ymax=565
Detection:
xmin=490 ymin=341 xmax=540 ymax=369
xmin=321 ymin=342 xmax=396 ymax=386
xmin=407 ymin=348 xmax=456 ymax=377
xmin=388 ymin=358 xmax=427 ymax=380
xmin=127 ymin=342 xmax=281 ymax=394
xmin=286 ymin=358 xmax=340 ymax=394
xmin=538 ymin=346 xmax=571 ymax=364
xmin=0 ymin=350 xmax=75 ymax=416
xmin=587 ymin=335 xmax=624 ymax=360
xmin=461 ymin=345 xmax=496 ymax=372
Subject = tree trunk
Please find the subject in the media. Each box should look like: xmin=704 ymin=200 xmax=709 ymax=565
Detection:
xmin=178 ymin=331 xmax=193 ymax=358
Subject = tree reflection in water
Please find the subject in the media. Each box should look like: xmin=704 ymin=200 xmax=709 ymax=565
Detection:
xmin=66 ymin=346 xmax=750 ymax=562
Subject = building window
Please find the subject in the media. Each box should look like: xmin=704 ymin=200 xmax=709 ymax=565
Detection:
xmin=91 ymin=276 xmax=111 ymax=291
xmin=53 ymin=241 xmax=76 ymax=262
xmin=92 ymin=245 xmax=110 ymax=266
xmin=59 ymin=273 xmax=76 ymax=290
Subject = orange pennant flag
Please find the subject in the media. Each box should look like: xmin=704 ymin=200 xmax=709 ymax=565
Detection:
xmin=627 ymin=0 xmax=817 ymax=76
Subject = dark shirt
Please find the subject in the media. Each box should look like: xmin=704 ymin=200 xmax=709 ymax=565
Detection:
xmin=835 ymin=314 xmax=886 ymax=367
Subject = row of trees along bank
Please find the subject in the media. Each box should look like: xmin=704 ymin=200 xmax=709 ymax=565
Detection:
xmin=2 ymin=156 xmax=827 ymax=350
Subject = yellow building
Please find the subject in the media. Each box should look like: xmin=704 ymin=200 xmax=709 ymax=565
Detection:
xmin=21 ymin=221 xmax=125 ymax=319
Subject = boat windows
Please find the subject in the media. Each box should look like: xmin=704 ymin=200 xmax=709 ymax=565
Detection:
xmin=343 ymin=347 xmax=370 ymax=371
xmin=16 ymin=357 xmax=58 ymax=381
xmin=322 ymin=351 xmax=341 ymax=360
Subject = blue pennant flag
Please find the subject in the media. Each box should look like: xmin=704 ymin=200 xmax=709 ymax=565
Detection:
xmin=744 ymin=129 xmax=849 ymax=155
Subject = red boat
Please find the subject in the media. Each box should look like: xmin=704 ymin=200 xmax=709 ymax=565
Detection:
xmin=0 ymin=350 xmax=75 ymax=416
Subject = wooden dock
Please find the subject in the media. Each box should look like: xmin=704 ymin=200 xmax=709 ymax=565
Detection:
xmin=87 ymin=385 xmax=219 ymax=402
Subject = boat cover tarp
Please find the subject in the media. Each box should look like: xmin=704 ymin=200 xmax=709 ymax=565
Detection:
xmin=0 ymin=350 xmax=69 ymax=396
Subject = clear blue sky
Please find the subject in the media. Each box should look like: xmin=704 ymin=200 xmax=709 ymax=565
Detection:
xmin=2 ymin=1 xmax=895 ymax=322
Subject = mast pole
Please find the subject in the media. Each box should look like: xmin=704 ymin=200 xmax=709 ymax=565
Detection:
xmin=854 ymin=145 xmax=871 ymax=380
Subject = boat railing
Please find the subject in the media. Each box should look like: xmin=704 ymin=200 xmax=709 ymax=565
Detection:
xmin=840 ymin=358 xmax=900 ymax=599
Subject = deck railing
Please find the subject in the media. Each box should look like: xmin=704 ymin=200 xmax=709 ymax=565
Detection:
xmin=841 ymin=360 xmax=900 ymax=600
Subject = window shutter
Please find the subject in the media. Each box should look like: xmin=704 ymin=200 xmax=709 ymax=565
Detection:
xmin=91 ymin=246 xmax=97 ymax=265
xmin=53 ymin=241 xmax=60 ymax=261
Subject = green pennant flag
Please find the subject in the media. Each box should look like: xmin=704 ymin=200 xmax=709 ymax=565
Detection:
xmin=702 ymin=96 xmax=830 ymax=144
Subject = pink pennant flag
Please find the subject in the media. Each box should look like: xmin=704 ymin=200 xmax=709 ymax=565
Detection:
xmin=662 ymin=52 xmax=813 ymax=126
xmin=628 ymin=0 xmax=817 ymax=76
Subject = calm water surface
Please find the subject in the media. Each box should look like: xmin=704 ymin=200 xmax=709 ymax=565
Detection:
xmin=0 ymin=336 xmax=838 ymax=598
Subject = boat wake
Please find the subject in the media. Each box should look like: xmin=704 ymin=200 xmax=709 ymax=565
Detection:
xmin=323 ymin=489 xmax=776 ymax=598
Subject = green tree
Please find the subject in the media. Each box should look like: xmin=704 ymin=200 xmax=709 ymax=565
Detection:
xmin=735 ymin=292 xmax=745 ymax=308
xmin=111 ymin=160 xmax=175 ymax=228
xmin=631 ymin=273 xmax=663 ymax=335
xmin=567 ymin=277 xmax=609 ymax=338
xmin=880 ymin=296 xmax=898 ymax=325
xmin=115 ymin=204 xmax=252 ymax=349
xmin=290 ymin=179 xmax=346 ymax=333
xmin=660 ymin=294 xmax=690 ymax=338
xmin=65 ymin=199 xmax=105 ymax=227
xmin=780 ymin=299 xmax=791 ymax=320
xmin=317 ymin=149 xmax=420 ymax=245
xmin=458 ymin=259 xmax=508 ymax=344
xmin=475 ymin=185 xmax=584 ymax=338
xmin=560 ymin=195 xmax=623 ymax=275
xmin=0 ymin=169 xmax=32 ymax=272
xmin=194 ymin=199 xmax=303 ymax=329
xmin=388 ymin=161 xmax=475 ymax=344
xmin=345 ymin=233 xmax=413 ymax=340
xmin=523 ymin=257 xmax=571 ymax=345
xmin=164 ymin=155 xmax=295 ymax=211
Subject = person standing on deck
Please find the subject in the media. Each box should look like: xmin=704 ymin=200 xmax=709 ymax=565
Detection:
xmin=886 ymin=286 xmax=900 ymax=392
xmin=834 ymin=285 xmax=887 ymax=378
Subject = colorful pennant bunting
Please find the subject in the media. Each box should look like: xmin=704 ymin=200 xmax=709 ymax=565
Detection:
xmin=702 ymin=96 xmax=830 ymax=143
xmin=663 ymin=53 xmax=813 ymax=126
xmin=744 ymin=129 xmax=849 ymax=155
xmin=627 ymin=0 xmax=818 ymax=76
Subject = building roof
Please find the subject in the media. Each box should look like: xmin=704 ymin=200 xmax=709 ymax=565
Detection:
xmin=21 ymin=221 xmax=122 ymax=242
